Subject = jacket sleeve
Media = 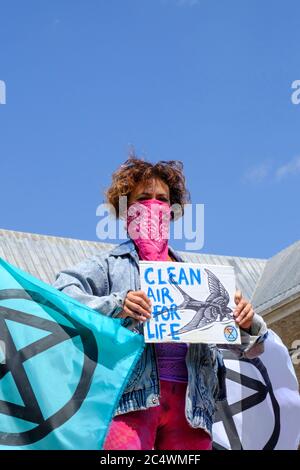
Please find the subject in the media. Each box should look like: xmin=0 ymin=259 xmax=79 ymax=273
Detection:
xmin=52 ymin=256 xmax=131 ymax=318
xmin=218 ymin=312 xmax=268 ymax=359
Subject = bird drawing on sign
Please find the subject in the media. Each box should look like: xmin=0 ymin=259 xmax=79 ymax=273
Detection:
xmin=168 ymin=268 xmax=233 ymax=335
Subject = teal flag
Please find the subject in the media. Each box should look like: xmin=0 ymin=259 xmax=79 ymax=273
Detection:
xmin=0 ymin=257 xmax=145 ymax=449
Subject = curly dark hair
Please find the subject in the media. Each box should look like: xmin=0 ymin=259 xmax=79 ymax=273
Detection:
xmin=105 ymin=156 xmax=190 ymax=220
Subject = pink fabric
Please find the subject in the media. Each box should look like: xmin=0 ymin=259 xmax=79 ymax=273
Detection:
xmin=104 ymin=380 xmax=212 ymax=450
xmin=155 ymin=343 xmax=188 ymax=383
xmin=126 ymin=199 xmax=171 ymax=261
xmin=126 ymin=199 xmax=189 ymax=384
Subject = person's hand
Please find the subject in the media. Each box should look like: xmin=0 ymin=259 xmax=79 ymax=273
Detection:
xmin=119 ymin=290 xmax=152 ymax=322
xmin=233 ymin=290 xmax=254 ymax=331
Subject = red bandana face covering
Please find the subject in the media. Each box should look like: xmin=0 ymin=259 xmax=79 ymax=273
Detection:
xmin=125 ymin=199 xmax=171 ymax=261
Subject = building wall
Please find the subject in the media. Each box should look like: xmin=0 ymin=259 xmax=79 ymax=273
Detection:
xmin=269 ymin=312 xmax=300 ymax=384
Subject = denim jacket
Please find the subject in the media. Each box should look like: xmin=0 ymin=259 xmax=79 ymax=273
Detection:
xmin=53 ymin=239 xmax=268 ymax=437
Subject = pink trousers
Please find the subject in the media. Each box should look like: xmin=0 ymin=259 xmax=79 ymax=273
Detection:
xmin=104 ymin=380 xmax=212 ymax=450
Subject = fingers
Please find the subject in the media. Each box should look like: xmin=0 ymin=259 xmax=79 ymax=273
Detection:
xmin=123 ymin=290 xmax=152 ymax=322
xmin=127 ymin=290 xmax=151 ymax=310
xmin=122 ymin=304 xmax=149 ymax=322
xmin=233 ymin=293 xmax=254 ymax=329
xmin=234 ymin=298 xmax=248 ymax=320
xmin=136 ymin=290 xmax=152 ymax=304
xmin=235 ymin=302 xmax=250 ymax=322
xmin=234 ymin=290 xmax=242 ymax=305
xmin=239 ymin=308 xmax=254 ymax=330
xmin=125 ymin=298 xmax=151 ymax=319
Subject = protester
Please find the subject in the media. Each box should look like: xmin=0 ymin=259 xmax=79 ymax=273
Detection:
xmin=54 ymin=157 xmax=268 ymax=450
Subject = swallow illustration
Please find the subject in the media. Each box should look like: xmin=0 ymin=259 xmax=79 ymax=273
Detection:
xmin=168 ymin=268 xmax=233 ymax=335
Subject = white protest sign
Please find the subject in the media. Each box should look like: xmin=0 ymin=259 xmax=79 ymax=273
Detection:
xmin=139 ymin=261 xmax=240 ymax=344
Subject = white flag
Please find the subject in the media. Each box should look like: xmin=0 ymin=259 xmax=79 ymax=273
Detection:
xmin=213 ymin=329 xmax=300 ymax=450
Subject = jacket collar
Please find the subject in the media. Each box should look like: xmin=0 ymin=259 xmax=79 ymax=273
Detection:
xmin=110 ymin=238 xmax=184 ymax=263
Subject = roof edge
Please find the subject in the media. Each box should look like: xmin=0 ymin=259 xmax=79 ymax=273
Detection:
xmin=1 ymin=228 xmax=267 ymax=262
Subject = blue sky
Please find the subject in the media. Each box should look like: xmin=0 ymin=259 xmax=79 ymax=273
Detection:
xmin=0 ymin=0 xmax=300 ymax=259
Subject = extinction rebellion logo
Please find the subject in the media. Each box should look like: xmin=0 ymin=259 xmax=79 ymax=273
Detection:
xmin=224 ymin=325 xmax=238 ymax=342
xmin=213 ymin=349 xmax=280 ymax=450
xmin=0 ymin=289 xmax=98 ymax=446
